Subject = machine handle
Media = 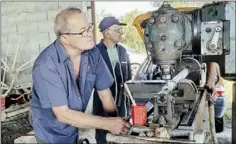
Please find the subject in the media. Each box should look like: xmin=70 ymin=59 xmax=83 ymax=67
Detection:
xmin=124 ymin=83 xmax=136 ymax=106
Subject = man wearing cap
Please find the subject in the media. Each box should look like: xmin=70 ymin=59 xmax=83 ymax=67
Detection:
xmin=93 ymin=16 xmax=132 ymax=144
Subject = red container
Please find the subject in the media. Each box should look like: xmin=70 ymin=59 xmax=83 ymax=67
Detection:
xmin=131 ymin=104 xmax=147 ymax=126
xmin=1 ymin=96 xmax=6 ymax=110
xmin=215 ymin=85 xmax=225 ymax=96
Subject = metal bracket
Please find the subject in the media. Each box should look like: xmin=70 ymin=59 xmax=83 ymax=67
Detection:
xmin=201 ymin=21 xmax=223 ymax=55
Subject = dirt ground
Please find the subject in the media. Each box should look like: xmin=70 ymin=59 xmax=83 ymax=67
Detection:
xmin=216 ymin=120 xmax=232 ymax=144
xmin=1 ymin=114 xmax=32 ymax=144
xmin=1 ymin=114 xmax=232 ymax=144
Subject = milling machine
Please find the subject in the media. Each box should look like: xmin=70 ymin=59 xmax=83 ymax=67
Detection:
xmin=118 ymin=2 xmax=236 ymax=143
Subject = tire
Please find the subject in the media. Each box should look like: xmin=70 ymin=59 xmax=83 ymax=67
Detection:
xmin=215 ymin=116 xmax=224 ymax=133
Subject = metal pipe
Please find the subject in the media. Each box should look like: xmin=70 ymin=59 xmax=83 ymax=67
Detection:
xmin=4 ymin=103 xmax=30 ymax=113
xmin=129 ymin=126 xmax=154 ymax=134
xmin=115 ymin=134 xmax=196 ymax=144
xmin=209 ymin=103 xmax=218 ymax=143
xmin=170 ymin=129 xmax=190 ymax=137
xmin=170 ymin=130 xmax=194 ymax=140
xmin=158 ymin=68 xmax=190 ymax=95
xmin=1 ymin=58 xmax=11 ymax=72
xmin=145 ymin=68 xmax=190 ymax=117
xmin=16 ymin=56 xmax=36 ymax=72
xmin=6 ymin=106 xmax=30 ymax=118
xmin=126 ymin=79 xmax=166 ymax=84
xmin=233 ymin=83 xmax=236 ymax=144
xmin=91 ymin=1 xmax=96 ymax=44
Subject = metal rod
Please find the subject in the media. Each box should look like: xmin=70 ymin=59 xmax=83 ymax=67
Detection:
xmin=16 ymin=56 xmax=36 ymax=72
xmin=158 ymin=68 xmax=190 ymax=95
xmin=2 ymin=46 xmax=9 ymax=84
xmin=126 ymin=79 xmax=166 ymax=84
xmin=124 ymin=83 xmax=136 ymax=106
xmin=209 ymin=101 xmax=218 ymax=143
xmin=6 ymin=106 xmax=30 ymax=118
xmin=4 ymin=103 xmax=30 ymax=113
xmin=91 ymin=1 xmax=96 ymax=44
xmin=11 ymin=42 xmax=21 ymax=71
xmin=233 ymin=83 xmax=236 ymax=144
xmin=170 ymin=129 xmax=190 ymax=137
xmin=130 ymin=126 xmax=154 ymax=133
xmin=1 ymin=58 xmax=11 ymax=72
xmin=2 ymin=73 xmax=17 ymax=96
xmin=110 ymin=134 xmax=196 ymax=144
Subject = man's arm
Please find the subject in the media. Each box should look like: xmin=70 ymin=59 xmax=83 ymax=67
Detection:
xmin=207 ymin=62 xmax=219 ymax=87
xmin=206 ymin=62 xmax=220 ymax=101
xmin=33 ymin=64 xmax=129 ymax=134
xmin=98 ymin=88 xmax=117 ymax=116
xmin=52 ymin=106 xmax=130 ymax=134
xmin=52 ymin=106 xmax=110 ymax=129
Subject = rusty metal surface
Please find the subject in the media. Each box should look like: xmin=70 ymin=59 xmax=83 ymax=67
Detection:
xmin=107 ymin=133 xmax=196 ymax=144
xmin=144 ymin=3 xmax=192 ymax=65
xmin=178 ymin=89 xmax=207 ymax=130
xmin=194 ymin=90 xmax=208 ymax=131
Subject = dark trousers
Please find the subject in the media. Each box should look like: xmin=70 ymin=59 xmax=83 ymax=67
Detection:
xmin=93 ymin=95 xmax=108 ymax=144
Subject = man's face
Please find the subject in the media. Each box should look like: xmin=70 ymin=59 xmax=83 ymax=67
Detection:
xmin=62 ymin=13 xmax=95 ymax=51
xmin=106 ymin=24 xmax=124 ymax=43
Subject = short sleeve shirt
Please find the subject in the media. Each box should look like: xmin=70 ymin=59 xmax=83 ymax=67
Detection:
xmin=31 ymin=39 xmax=114 ymax=144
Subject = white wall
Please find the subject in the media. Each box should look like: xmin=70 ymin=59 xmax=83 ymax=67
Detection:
xmin=1 ymin=2 xmax=92 ymax=87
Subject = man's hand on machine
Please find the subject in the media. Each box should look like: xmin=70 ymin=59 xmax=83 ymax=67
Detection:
xmin=204 ymin=84 xmax=218 ymax=102
xmin=105 ymin=117 xmax=131 ymax=135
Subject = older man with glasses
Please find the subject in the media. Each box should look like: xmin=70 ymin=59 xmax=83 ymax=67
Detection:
xmin=93 ymin=16 xmax=132 ymax=144
xmin=31 ymin=8 xmax=130 ymax=144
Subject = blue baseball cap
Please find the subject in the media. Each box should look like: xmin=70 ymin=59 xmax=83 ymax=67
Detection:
xmin=99 ymin=16 xmax=127 ymax=32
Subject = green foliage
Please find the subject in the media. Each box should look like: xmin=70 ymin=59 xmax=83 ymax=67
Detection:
xmin=95 ymin=9 xmax=112 ymax=44
xmin=151 ymin=1 xmax=209 ymax=8
xmin=119 ymin=10 xmax=146 ymax=53
xmin=170 ymin=2 xmax=207 ymax=8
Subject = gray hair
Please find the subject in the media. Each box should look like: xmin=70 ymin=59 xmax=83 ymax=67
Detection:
xmin=54 ymin=7 xmax=82 ymax=37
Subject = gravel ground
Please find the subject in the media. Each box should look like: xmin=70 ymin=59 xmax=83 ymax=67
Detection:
xmin=2 ymin=114 xmax=232 ymax=144
xmin=216 ymin=120 xmax=232 ymax=144
xmin=1 ymin=113 xmax=32 ymax=144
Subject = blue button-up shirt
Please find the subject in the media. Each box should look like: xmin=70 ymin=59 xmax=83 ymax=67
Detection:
xmin=31 ymin=39 xmax=114 ymax=144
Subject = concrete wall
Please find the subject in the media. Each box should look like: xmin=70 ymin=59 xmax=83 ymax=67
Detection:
xmin=1 ymin=2 xmax=92 ymax=87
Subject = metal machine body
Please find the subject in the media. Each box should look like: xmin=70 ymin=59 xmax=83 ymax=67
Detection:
xmin=121 ymin=2 xmax=235 ymax=143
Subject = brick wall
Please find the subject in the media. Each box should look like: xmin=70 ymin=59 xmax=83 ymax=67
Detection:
xmin=1 ymin=2 xmax=92 ymax=86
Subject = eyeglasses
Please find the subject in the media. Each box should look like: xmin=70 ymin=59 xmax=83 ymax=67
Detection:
xmin=61 ymin=23 xmax=94 ymax=37
xmin=107 ymin=28 xmax=123 ymax=34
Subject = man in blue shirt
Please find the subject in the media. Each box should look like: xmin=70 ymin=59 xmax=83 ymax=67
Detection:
xmin=31 ymin=7 xmax=130 ymax=144
xmin=93 ymin=16 xmax=132 ymax=144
